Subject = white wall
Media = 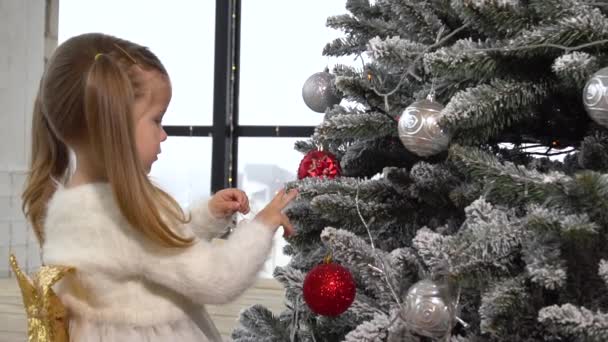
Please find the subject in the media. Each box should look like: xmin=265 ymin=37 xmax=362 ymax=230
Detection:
xmin=0 ymin=0 xmax=58 ymax=277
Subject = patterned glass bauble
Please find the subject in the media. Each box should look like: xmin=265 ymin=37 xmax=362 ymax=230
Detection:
xmin=583 ymin=66 xmax=608 ymax=128
xmin=403 ymin=279 xmax=456 ymax=338
xmin=398 ymin=99 xmax=451 ymax=157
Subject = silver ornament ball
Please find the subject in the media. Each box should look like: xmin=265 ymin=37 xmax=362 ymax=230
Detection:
xmin=583 ymin=66 xmax=608 ymax=128
xmin=398 ymin=99 xmax=451 ymax=157
xmin=403 ymin=279 xmax=456 ymax=339
xmin=302 ymin=71 xmax=343 ymax=113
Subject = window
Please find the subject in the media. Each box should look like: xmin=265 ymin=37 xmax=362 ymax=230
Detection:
xmin=150 ymin=137 xmax=212 ymax=207
xmin=237 ymin=137 xmax=304 ymax=275
xmin=239 ymin=0 xmax=353 ymax=126
xmin=237 ymin=1 xmax=357 ymax=274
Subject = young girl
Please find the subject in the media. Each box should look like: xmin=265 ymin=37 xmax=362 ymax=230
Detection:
xmin=21 ymin=32 xmax=297 ymax=342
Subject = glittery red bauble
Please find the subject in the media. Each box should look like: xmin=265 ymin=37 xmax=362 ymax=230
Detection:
xmin=297 ymin=150 xmax=341 ymax=180
xmin=303 ymin=263 xmax=356 ymax=316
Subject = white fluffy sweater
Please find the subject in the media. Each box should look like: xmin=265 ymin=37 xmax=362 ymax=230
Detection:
xmin=42 ymin=183 xmax=275 ymax=342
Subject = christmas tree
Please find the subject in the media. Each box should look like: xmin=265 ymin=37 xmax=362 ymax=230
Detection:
xmin=232 ymin=1 xmax=608 ymax=341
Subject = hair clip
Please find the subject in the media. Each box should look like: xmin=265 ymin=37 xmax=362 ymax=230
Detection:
xmin=113 ymin=43 xmax=138 ymax=64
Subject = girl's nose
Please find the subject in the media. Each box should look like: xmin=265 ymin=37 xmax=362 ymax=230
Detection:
xmin=160 ymin=127 xmax=168 ymax=142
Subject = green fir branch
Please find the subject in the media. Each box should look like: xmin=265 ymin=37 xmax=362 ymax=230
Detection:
xmin=294 ymin=139 xmax=316 ymax=154
xmin=321 ymin=227 xmax=401 ymax=305
xmin=311 ymin=193 xmax=399 ymax=225
xmin=565 ymin=171 xmax=608 ymax=226
xmin=599 ymin=259 xmax=608 ymax=286
xmin=326 ymin=14 xmax=374 ymax=36
xmin=529 ymin=0 xmax=587 ymax=20
xmin=367 ymin=36 xmax=426 ymax=66
xmin=424 ymin=38 xmax=500 ymax=82
xmin=493 ymin=8 xmax=608 ymax=58
xmin=345 ymin=0 xmax=374 ymax=18
xmin=451 ymin=0 xmax=533 ymax=38
xmin=441 ymin=79 xmax=549 ymax=144
xmin=347 ymin=293 xmax=389 ymax=321
xmin=521 ymin=234 xmax=567 ymax=290
xmin=479 ymin=277 xmax=531 ymax=337
xmin=448 ymin=145 xmax=567 ymax=206
xmin=273 ymin=266 xmax=305 ymax=291
xmin=412 ymin=227 xmax=452 ymax=275
xmin=324 ymin=36 xmax=368 ymax=57
xmin=552 ymin=51 xmax=599 ymax=89
xmin=539 ymin=304 xmax=608 ymax=341
xmin=288 ymin=177 xmax=360 ymax=200
xmin=525 ymin=204 xmax=599 ymax=236
xmin=387 ymin=0 xmax=446 ymax=43
xmin=578 ymin=131 xmax=608 ymax=172
xmin=289 ymin=176 xmax=399 ymax=203
xmin=334 ymin=75 xmax=388 ymax=109
xmin=448 ymin=197 xmax=524 ymax=278
xmin=232 ymin=305 xmax=290 ymax=342
xmin=315 ymin=112 xmax=395 ymax=141
xmin=332 ymin=63 xmax=364 ymax=78
xmin=324 ymin=12 xmax=396 ymax=57
xmin=343 ymin=311 xmax=390 ymax=342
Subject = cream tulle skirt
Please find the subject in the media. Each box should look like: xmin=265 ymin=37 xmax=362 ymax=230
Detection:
xmin=69 ymin=317 xmax=214 ymax=342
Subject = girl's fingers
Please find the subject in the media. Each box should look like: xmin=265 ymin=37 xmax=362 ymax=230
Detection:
xmin=236 ymin=194 xmax=248 ymax=213
xmin=281 ymin=189 xmax=298 ymax=206
xmin=227 ymin=189 xmax=249 ymax=214
xmin=232 ymin=202 xmax=240 ymax=211
xmin=243 ymin=195 xmax=250 ymax=214
xmin=238 ymin=190 xmax=248 ymax=204
xmin=273 ymin=188 xmax=286 ymax=202
xmin=281 ymin=213 xmax=295 ymax=237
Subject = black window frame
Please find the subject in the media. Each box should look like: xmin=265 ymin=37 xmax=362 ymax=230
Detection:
xmin=163 ymin=0 xmax=315 ymax=193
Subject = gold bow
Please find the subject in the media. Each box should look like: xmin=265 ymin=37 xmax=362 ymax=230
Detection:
xmin=9 ymin=254 xmax=74 ymax=342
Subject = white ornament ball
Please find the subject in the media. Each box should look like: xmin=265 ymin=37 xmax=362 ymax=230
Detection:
xmin=583 ymin=67 xmax=608 ymax=128
xmin=398 ymin=99 xmax=451 ymax=157
xmin=403 ymin=279 xmax=456 ymax=339
xmin=302 ymin=71 xmax=343 ymax=113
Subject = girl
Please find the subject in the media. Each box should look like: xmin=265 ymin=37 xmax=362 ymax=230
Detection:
xmin=21 ymin=32 xmax=297 ymax=342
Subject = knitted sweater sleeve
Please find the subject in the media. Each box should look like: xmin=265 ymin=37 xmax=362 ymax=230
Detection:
xmin=185 ymin=198 xmax=232 ymax=241
xmin=139 ymin=219 xmax=275 ymax=305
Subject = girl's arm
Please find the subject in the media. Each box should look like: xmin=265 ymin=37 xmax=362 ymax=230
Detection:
xmin=139 ymin=218 xmax=275 ymax=305
xmin=185 ymin=198 xmax=233 ymax=241
xmin=141 ymin=189 xmax=296 ymax=305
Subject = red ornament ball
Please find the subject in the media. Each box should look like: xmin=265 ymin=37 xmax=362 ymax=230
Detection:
xmin=297 ymin=150 xmax=341 ymax=180
xmin=303 ymin=262 xmax=356 ymax=316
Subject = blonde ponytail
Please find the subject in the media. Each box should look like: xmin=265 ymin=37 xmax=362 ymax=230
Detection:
xmin=22 ymin=93 xmax=69 ymax=245
xmin=84 ymin=54 xmax=193 ymax=247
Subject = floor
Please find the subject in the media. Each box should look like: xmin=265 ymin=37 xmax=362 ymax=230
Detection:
xmin=0 ymin=277 xmax=285 ymax=341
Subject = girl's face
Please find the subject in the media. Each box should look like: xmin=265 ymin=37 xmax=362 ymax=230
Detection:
xmin=132 ymin=68 xmax=171 ymax=173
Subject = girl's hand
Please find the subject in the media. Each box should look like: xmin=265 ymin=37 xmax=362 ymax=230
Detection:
xmin=208 ymin=188 xmax=250 ymax=219
xmin=255 ymin=188 xmax=298 ymax=237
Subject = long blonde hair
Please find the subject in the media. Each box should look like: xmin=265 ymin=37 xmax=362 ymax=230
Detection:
xmin=22 ymin=33 xmax=193 ymax=247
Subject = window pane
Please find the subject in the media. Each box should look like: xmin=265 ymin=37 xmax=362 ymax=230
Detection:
xmin=58 ymin=0 xmax=214 ymax=125
xmin=237 ymin=138 xmax=303 ymax=277
xmin=150 ymin=137 xmax=212 ymax=207
xmin=240 ymin=1 xmax=355 ymax=126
